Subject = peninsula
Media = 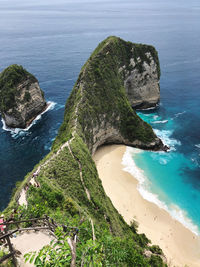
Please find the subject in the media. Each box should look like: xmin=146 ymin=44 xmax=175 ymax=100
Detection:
xmin=4 ymin=37 xmax=167 ymax=266
xmin=0 ymin=64 xmax=47 ymax=129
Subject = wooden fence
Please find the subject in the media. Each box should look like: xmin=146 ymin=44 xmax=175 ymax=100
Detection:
xmin=0 ymin=215 xmax=78 ymax=267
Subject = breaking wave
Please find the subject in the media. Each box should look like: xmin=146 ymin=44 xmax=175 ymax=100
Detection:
xmin=122 ymin=147 xmax=199 ymax=235
xmin=1 ymin=101 xmax=56 ymax=136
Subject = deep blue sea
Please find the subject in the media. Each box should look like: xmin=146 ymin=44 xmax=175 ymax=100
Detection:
xmin=0 ymin=0 xmax=200 ymax=234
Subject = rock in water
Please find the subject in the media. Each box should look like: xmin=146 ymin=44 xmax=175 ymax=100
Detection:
xmin=0 ymin=64 xmax=47 ymax=128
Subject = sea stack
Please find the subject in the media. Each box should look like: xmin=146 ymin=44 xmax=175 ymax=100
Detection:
xmin=0 ymin=64 xmax=47 ymax=128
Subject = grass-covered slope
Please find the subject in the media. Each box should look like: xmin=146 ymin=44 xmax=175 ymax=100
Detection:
xmin=4 ymin=37 xmax=167 ymax=266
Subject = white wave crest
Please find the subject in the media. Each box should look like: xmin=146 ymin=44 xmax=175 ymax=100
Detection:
xmin=195 ymin=144 xmax=200 ymax=149
xmin=55 ymin=103 xmax=65 ymax=111
xmin=153 ymin=129 xmax=181 ymax=151
xmin=153 ymin=115 xmax=159 ymax=119
xmin=174 ymin=111 xmax=186 ymax=118
xmin=152 ymin=120 xmax=168 ymax=124
xmin=122 ymin=147 xmax=199 ymax=235
xmin=1 ymin=101 xmax=56 ymax=136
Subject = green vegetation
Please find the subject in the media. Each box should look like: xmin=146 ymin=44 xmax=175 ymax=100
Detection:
xmin=0 ymin=249 xmax=13 ymax=266
xmin=54 ymin=36 xmax=159 ymax=152
xmin=3 ymin=37 xmax=166 ymax=266
xmin=0 ymin=64 xmax=37 ymax=112
xmin=25 ymin=223 xmax=166 ymax=267
xmin=24 ymin=91 xmax=31 ymax=102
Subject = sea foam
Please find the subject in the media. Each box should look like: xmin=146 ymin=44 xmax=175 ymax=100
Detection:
xmin=153 ymin=129 xmax=181 ymax=151
xmin=174 ymin=111 xmax=186 ymax=118
xmin=152 ymin=120 xmax=168 ymax=124
xmin=1 ymin=101 xmax=56 ymax=136
xmin=122 ymin=146 xmax=199 ymax=236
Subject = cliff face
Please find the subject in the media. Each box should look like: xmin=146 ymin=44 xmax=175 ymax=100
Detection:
xmin=123 ymin=50 xmax=160 ymax=109
xmin=0 ymin=65 xmax=46 ymax=128
xmin=54 ymin=36 xmax=164 ymax=154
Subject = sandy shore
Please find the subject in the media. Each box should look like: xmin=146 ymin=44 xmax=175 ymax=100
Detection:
xmin=93 ymin=145 xmax=200 ymax=267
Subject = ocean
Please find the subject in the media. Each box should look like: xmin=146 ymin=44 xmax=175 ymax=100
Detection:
xmin=0 ymin=0 xmax=200 ymax=234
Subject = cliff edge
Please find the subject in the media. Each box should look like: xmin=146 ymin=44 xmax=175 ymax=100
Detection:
xmin=54 ymin=36 xmax=164 ymax=154
xmin=0 ymin=64 xmax=47 ymax=128
xmin=123 ymin=42 xmax=160 ymax=109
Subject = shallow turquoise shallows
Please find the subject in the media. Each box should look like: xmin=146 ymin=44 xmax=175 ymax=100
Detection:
xmin=130 ymin=111 xmax=200 ymax=234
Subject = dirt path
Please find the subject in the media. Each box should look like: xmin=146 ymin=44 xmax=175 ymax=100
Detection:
xmin=11 ymin=231 xmax=53 ymax=266
xmin=14 ymin=80 xmax=93 ymax=266
xmin=18 ymin=80 xmax=91 ymax=206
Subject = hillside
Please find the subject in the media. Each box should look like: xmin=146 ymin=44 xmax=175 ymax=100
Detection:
xmin=54 ymin=36 xmax=164 ymax=154
xmin=4 ymin=37 xmax=167 ymax=266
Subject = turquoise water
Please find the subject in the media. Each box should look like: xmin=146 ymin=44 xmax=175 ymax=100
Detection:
xmin=130 ymin=111 xmax=200 ymax=234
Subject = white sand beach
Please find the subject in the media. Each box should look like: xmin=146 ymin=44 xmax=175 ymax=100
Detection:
xmin=93 ymin=145 xmax=200 ymax=267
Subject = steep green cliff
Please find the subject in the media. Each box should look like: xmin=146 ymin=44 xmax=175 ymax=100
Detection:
xmin=4 ymin=37 xmax=166 ymax=266
xmin=54 ymin=36 xmax=164 ymax=154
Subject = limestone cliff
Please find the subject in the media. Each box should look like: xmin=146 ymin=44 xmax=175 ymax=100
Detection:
xmin=54 ymin=36 xmax=164 ymax=154
xmin=0 ymin=64 xmax=47 ymax=128
xmin=124 ymin=49 xmax=160 ymax=109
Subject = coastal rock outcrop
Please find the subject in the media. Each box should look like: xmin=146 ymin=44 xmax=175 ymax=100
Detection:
xmin=123 ymin=49 xmax=160 ymax=109
xmin=0 ymin=64 xmax=47 ymax=128
xmin=54 ymin=36 xmax=164 ymax=154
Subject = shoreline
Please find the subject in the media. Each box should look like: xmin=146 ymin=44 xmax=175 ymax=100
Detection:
xmin=122 ymin=146 xmax=199 ymax=236
xmin=93 ymin=144 xmax=200 ymax=267
xmin=25 ymin=101 xmax=51 ymax=128
xmin=1 ymin=101 xmax=56 ymax=134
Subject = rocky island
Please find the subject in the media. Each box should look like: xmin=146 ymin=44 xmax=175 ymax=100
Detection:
xmin=0 ymin=64 xmax=47 ymax=129
xmin=4 ymin=37 xmax=167 ymax=266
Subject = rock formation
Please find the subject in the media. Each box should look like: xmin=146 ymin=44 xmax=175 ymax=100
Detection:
xmin=54 ymin=36 xmax=164 ymax=154
xmin=124 ymin=49 xmax=160 ymax=109
xmin=0 ymin=64 xmax=47 ymax=128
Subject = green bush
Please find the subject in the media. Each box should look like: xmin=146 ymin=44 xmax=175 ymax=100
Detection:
xmin=149 ymin=245 xmax=163 ymax=255
xmin=24 ymin=91 xmax=31 ymax=102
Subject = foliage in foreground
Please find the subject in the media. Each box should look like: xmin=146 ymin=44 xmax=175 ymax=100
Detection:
xmin=0 ymin=248 xmax=13 ymax=267
xmin=25 ymin=223 xmax=166 ymax=267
